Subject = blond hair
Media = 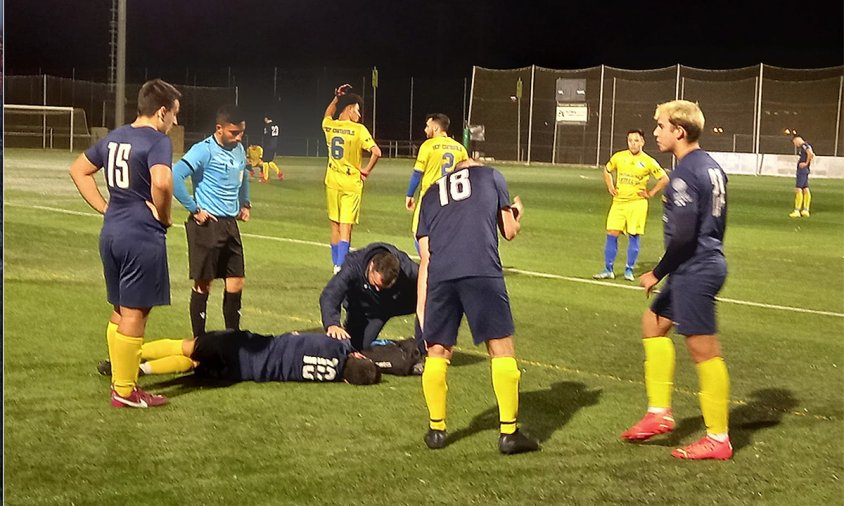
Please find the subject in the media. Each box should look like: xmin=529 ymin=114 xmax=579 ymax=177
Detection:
xmin=654 ymin=100 xmax=705 ymax=142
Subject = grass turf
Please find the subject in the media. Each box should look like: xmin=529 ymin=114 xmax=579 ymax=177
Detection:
xmin=4 ymin=148 xmax=844 ymax=504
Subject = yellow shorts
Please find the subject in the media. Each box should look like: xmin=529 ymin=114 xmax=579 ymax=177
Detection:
xmin=326 ymin=187 xmax=361 ymax=224
xmin=246 ymin=145 xmax=263 ymax=168
xmin=606 ymin=199 xmax=649 ymax=235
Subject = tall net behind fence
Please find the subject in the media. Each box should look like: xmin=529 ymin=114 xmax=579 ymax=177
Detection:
xmin=470 ymin=64 xmax=844 ymax=165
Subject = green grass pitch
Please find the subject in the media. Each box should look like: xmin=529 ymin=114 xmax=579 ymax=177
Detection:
xmin=4 ymin=148 xmax=843 ymax=504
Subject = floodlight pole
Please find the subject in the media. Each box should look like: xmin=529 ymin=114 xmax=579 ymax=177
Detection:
xmin=115 ymin=0 xmax=126 ymax=128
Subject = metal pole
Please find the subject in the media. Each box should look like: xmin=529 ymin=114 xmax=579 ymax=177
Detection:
xmin=527 ymin=65 xmax=535 ymax=163
xmin=235 ymin=86 xmax=239 ymax=106
xmin=409 ymin=76 xmax=414 ymax=145
xmin=115 ymin=0 xmax=126 ymax=128
xmin=462 ymin=77 xmax=468 ymax=126
xmin=468 ymin=67 xmax=476 ymax=126
xmin=70 ymin=108 xmax=75 ymax=151
xmin=596 ymin=64 xmax=605 ymax=165
xmin=372 ymin=71 xmax=378 ymax=139
xmin=609 ymin=77 xmax=616 ymax=156
xmin=752 ymin=76 xmax=758 ymax=155
xmin=43 ymin=74 xmax=47 ymax=149
xmin=273 ymin=66 xmax=278 ymax=99
xmin=675 ymin=64 xmax=681 ymax=99
xmin=552 ymin=122 xmax=558 ymax=164
xmin=835 ymin=75 xmax=843 ymax=156
xmin=755 ymin=64 xmax=764 ymax=155
xmin=516 ymin=97 xmax=521 ymax=162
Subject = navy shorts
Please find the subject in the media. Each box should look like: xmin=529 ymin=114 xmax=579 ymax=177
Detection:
xmin=100 ymin=229 xmax=170 ymax=308
xmin=650 ymin=256 xmax=727 ymax=336
xmin=185 ymin=217 xmax=245 ymax=280
xmin=261 ymin=148 xmax=276 ymax=163
xmin=424 ymin=276 xmax=515 ymax=347
xmin=795 ymin=168 xmax=810 ymax=189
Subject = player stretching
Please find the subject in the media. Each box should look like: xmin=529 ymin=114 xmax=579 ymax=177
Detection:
xmin=322 ymin=84 xmax=381 ymax=273
xmin=621 ymin=100 xmax=732 ymax=460
xmin=405 ymin=113 xmax=468 ymax=253
xmin=789 ymin=134 xmax=815 ymax=218
xmin=69 ymin=79 xmax=181 ymax=408
xmin=593 ymin=129 xmax=668 ymax=281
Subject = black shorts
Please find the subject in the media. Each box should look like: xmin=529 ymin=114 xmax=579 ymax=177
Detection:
xmin=650 ymin=256 xmax=727 ymax=336
xmin=191 ymin=329 xmax=242 ymax=380
xmin=261 ymin=148 xmax=276 ymax=163
xmin=185 ymin=217 xmax=245 ymax=281
xmin=424 ymin=276 xmax=515 ymax=347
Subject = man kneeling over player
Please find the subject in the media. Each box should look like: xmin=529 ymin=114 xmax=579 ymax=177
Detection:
xmin=97 ymin=330 xmax=424 ymax=385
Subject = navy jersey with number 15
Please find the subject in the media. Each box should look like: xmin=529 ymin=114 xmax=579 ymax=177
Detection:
xmin=84 ymin=124 xmax=173 ymax=234
xmin=416 ymin=166 xmax=511 ymax=284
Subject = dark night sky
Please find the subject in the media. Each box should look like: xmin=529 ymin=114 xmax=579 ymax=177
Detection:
xmin=6 ymin=0 xmax=843 ymax=76
xmin=4 ymin=0 xmax=843 ymax=145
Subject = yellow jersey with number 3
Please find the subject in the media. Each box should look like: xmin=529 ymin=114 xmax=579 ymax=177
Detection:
xmin=606 ymin=150 xmax=665 ymax=203
xmin=414 ymin=136 xmax=468 ymax=200
xmin=322 ymin=117 xmax=376 ymax=192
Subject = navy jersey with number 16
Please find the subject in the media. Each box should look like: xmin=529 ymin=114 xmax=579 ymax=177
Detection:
xmin=416 ymin=166 xmax=511 ymax=284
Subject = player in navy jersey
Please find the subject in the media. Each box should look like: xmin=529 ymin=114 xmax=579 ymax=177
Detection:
xmin=69 ymin=78 xmax=181 ymax=408
xmin=259 ymin=113 xmax=283 ymax=182
xmin=621 ymin=100 xmax=733 ymax=460
xmin=93 ymin=330 xmax=434 ymax=385
xmin=789 ymin=134 xmax=815 ymax=218
xmin=173 ymin=105 xmax=251 ymax=338
xmin=415 ymin=160 xmax=539 ymax=455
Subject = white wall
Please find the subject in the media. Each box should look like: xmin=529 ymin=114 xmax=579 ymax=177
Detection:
xmin=708 ymin=152 xmax=844 ymax=179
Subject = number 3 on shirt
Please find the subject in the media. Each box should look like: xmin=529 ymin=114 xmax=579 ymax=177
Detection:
xmin=440 ymin=152 xmax=455 ymax=177
xmin=437 ymin=169 xmax=472 ymax=206
xmin=106 ymin=142 xmax=131 ymax=189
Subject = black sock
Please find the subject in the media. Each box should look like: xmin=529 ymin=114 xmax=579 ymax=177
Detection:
xmin=223 ymin=291 xmax=242 ymax=330
xmin=190 ymin=290 xmax=209 ymax=337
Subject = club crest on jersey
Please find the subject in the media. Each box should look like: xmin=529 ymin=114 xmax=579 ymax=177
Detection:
xmin=671 ymin=178 xmax=692 ymax=207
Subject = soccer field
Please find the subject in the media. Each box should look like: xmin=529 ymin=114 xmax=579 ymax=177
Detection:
xmin=4 ymin=148 xmax=844 ymax=504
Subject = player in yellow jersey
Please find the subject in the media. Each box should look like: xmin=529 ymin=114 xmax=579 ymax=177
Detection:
xmin=322 ymin=84 xmax=382 ymax=273
xmin=594 ymin=129 xmax=668 ymax=281
xmin=246 ymin=144 xmax=263 ymax=178
xmin=405 ymin=113 xmax=468 ymax=252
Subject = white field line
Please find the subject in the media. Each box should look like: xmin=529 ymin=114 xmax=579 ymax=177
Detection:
xmin=11 ymin=202 xmax=844 ymax=319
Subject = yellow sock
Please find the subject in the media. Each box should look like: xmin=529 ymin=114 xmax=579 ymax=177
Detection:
xmin=141 ymin=339 xmax=186 ymax=360
xmin=794 ymin=192 xmax=803 ymax=211
xmin=643 ymin=336 xmax=675 ymax=410
xmin=697 ymin=357 xmax=730 ymax=435
xmin=144 ymin=356 xmax=195 ymax=375
xmin=491 ymin=357 xmax=521 ymax=435
xmin=270 ymin=161 xmax=281 ymax=175
xmin=262 ymin=162 xmax=270 ymax=180
xmin=112 ymin=332 xmax=144 ymax=397
xmin=803 ymin=189 xmax=811 ymax=211
xmin=106 ymin=322 xmax=119 ymax=362
xmin=422 ymin=357 xmax=449 ymax=431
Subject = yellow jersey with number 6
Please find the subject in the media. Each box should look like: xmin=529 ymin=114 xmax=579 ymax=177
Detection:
xmin=322 ymin=117 xmax=376 ymax=192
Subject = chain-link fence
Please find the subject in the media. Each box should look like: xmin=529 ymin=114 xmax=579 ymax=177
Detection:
xmin=469 ymin=64 xmax=844 ymax=169
xmin=4 ymin=75 xmax=236 ymax=147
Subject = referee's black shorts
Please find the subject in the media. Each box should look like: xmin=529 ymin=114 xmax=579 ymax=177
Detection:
xmin=185 ymin=217 xmax=245 ymax=281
